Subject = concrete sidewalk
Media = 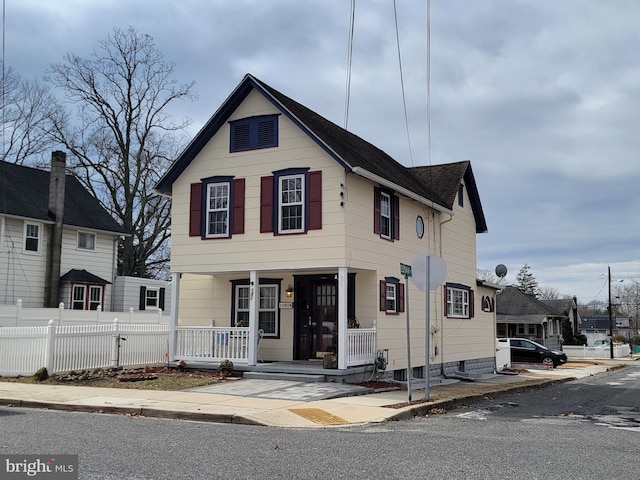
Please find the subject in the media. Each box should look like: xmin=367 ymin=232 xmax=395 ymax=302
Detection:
xmin=0 ymin=359 xmax=632 ymax=428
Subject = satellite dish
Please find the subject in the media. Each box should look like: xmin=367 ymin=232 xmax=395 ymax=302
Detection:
xmin=495 ymin=264 xmax=508 ymax=278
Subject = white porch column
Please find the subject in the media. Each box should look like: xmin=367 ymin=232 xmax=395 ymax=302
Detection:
xmin=248 ymin=270 xmax=259 ymax=366
xmin=169 ymin=273 xmax=180 ymax=362
xmin=337 ymin=266 xmax=348 ymax=369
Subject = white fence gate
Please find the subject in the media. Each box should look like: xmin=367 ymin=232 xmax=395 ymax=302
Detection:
xmin=0 ymin=320 xmax=169 ymax=376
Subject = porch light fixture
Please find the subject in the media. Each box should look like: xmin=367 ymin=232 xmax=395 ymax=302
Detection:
xmin=285 ymin=284 xmax=294 ymax=298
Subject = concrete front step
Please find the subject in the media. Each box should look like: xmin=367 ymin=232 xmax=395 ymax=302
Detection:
xmin=242 ymin=371 xmax=326 ymax=383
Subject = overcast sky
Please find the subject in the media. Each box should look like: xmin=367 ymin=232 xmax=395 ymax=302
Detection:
xmin=6 ymin=1 xmax=640 ymax=304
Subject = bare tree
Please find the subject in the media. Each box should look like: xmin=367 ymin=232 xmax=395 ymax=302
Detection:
xmin=538 ymin=285 xmax=561 ymax=300
xmin=1 ymin=66 xmax=57 ymax=164
xmin=46 ymin=27 xmax=196 ymax=278
xmin=477 ymin=268 xmax=506 ymax=285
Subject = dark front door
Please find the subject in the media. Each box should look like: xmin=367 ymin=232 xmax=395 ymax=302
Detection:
xmin=295 ymin=280 xmax=337 ymax=360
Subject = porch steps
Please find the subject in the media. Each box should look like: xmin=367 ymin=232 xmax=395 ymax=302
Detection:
xmin=242 ymin=372 xmax=326 ymax=383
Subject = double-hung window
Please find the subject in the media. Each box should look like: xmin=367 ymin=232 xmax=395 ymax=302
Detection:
xmin=260 ymin=169 xmax=322 ymax=234
xmin=445 ymin=283 xmax=474 ymax=319
xmin=78 ymin=232 xmax=96 ymax=250
xmin=189 ymin=177 xmax=245 ymax=238
xmin=24 ymin=222 xmax=41 ymax=254
xmin=232 ymin=279 xmax=281 ymax=337
xmin=279 ymin=174 xmax=304 ymax=233
xmin=379 ymin=277 xmax=405 ymax=315
xmin=206 ymin=182 xmax=230 ymax=237
xmin=373 ymin=187 xmax=399 ymax=241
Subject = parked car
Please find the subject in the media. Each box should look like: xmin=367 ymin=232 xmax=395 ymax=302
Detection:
xmin=508 ymin=338 xmax=568 ymax=367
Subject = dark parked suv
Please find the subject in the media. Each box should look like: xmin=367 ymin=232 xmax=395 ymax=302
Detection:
xmin=508 ymin=338 xmax=568 ymax=368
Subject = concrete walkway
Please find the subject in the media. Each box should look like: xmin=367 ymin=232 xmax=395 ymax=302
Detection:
xmin=0 ymin=359 xmax=634 ymax=428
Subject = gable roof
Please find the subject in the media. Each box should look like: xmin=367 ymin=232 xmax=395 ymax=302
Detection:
xmin=155 ymin=74 xmax=488 ymax=222
xmin=497 ymin=286 xmax=565 ymax=318
xmin=0 ymin=161 xmax=126 ymax=235
xmin=411 ymin=161 xmax=487 ymax=233
xmin=542 ymin=298 xmax=576 ymax=315
xmin=60 ymin=269 xmax=111 ymax=285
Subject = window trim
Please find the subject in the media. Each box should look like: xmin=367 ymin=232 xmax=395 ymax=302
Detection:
xmin=379 ymin=277 xmax=405 ymax=315
xmin=231 ymin=278 xmax=282 ymax=338
xmin=23 ymin=221 xmax=42 ymax=255
xmin=277 ymin=172 xmax=306 ymax=234
xmin=373 ymin=187 xmax=399 ymax=241
xmin=380 ymin=192 xmax=391 ymax=239
xmin=71 ymin=284 xmax=104 ymax=310
xmin=204 ymin=179 xmax=231 ymax=238
xmin=77 ymin=231 xmax=96 ymax=251
xmin=229 ymin=115 xmax=279 ymax=152
xmin=190 ymin=176 xmax=245 ymax=239
xmin=445 ymin=283 xmax=474 ymax=319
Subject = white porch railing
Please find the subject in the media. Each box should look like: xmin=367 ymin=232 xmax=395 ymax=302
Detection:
xmin=175 ymin=327 xmax=250 ymax=363
xmin=174 ymin=325 xmax=377 ymax=367
xmin=0 ymin=320 xmax=169 ymax=376
xmin=346 ymin=326 xmax=376 ymax=367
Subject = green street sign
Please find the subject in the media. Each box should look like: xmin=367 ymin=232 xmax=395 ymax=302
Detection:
xmin=400 ymin=263 xmax=412 ymax=277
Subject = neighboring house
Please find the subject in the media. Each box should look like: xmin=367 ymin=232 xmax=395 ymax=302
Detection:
xmin=542 ymin=296 xmax=581 ymax=338
xmin=496 ymin=287 xmax=565 ymax=349
xmin=112 ymin=276 xmax=171 ymax=313
xmin=0 ymin=153 xmax=126 ymax=309
xmin=579 ymin=315 xmax=631 ymax=345
xmin=154 ymin=74 xmax=494 ymax=380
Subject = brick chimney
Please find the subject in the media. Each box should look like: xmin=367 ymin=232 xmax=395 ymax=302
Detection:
xmin=44 ymin=151 xmax=67 ymax=307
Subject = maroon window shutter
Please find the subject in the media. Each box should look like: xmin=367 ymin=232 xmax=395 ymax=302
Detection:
xmin=443 ymin=284 xmax=449 ymax=317
xmin=373 ymin=187 xmax=381 ymax=235
xmin=398 ymin=283 xmax=405 ymax=312
xmin=379 ymin=280 xmax=386 ymax=311
xmin=469 ymin=289 xmax=475 ymax=318
xmin=189 ymin=183 xmax=202 ymax=237
xmin=232 ymin=178 xmax=245 ymax=234
xmin=307 ymin=170 xmax=322 ymax=230
xmin=393 ymin=195 xmax=400 ymax=240
xmin=260 ymin=176 xmax=274 ymax=233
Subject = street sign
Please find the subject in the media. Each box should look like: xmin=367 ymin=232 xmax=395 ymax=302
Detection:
xmin=400 ymin=263 xmax=412 ymax=277
xmin=410 ymin=254 xmax=447 ymax=291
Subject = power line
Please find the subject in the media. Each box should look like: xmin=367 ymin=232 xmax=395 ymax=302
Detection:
xmin=344 ymin=0 xmax=356 ymax=129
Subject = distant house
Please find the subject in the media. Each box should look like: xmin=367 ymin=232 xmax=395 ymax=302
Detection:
xmin=580 ymin=315 xmax=631 ymax=345
xmin=0 ymin=153 xmax=127 ymax=309
xmin=496 ymin=286 xmax=565 ymax=350
xmin=154 ymin=74 xmax=496 ymax=380
xmin=542 ymin=296 xmax=581 ymax=337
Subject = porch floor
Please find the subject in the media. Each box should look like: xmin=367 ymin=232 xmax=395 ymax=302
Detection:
xmin=185 ymin=360 xmax=377 ymax=383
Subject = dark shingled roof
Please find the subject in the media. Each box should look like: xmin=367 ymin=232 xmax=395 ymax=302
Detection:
xmin=155 ymin=74 xmax=487 ymax=231
xmin=0 ymin=161 xmax=126 ymax=234
xmin=60 ymin=269 xmax=111 ymax=285
xmin=497 ymin=286 xmax=565 ymax=317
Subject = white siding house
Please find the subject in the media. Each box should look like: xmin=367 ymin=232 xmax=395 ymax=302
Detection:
xmin=155 ymin=74 xmax=495 ymax=381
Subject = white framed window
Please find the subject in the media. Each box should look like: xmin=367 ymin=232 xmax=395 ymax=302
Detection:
xmin=446 ymin=285 xmax=470 ymax=318
xmin=278 ymin=174 xmax=305 ymax=233
xmin=517 ymin=324 xmax=525 ymax=335
xmin=234 ymin=283 xmax=279 ymax=337
xmin=145 ymin=288 xmax=159 ymax=308
xmin=206 ymin=182 xmax=230 ymax=237
xmin=23 ymin=222 xmax=42 ymax=254
xmin=380 ymin=192 xmax=391 ymax=239
xmin=77 ymin=232 xmax=96 ymax=250
xmin=528 ymin=324 xmax=536 ymax=335
xmin=386 ymin=283 xmax=397 ymax=313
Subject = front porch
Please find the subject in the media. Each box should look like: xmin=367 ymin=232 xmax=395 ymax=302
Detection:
xmin=172 ymin=324 xmax=377 ymax=375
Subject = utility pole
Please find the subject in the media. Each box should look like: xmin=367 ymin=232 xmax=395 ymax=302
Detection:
xmin=608 ymin=266 xmax=614 ymax=360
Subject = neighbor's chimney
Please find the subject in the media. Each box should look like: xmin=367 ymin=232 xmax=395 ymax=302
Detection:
xmin=45 ymin=151 xmax=67 ymax=307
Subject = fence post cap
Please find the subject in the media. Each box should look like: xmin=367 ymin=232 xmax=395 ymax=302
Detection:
xmin=48 ymin=319 xmax=55 ymax=326
xmin=113 ymin=318 xmax=119 ymax=324
xmin=59 ymin=302 xmax=65 ymax=309
xmin=17 ymin=299 xmax=22 ymax=306
xmin=129 ymin=307 xmax=134 ymax=313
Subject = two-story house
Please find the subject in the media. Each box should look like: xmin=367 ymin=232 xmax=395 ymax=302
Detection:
xmin=155 ymin=74 xmax=495 ymax=381
xmin=0 ymin=152 xmax=126 ymax=310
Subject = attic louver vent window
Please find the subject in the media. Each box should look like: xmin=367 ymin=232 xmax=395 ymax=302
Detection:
xmin=230 ymin=115 xmax=278 ymax=152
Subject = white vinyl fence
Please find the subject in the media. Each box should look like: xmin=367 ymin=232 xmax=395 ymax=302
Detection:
xmin=564 ymin=344 xmax=631 ymax=359
xmin=0 ymin=300 xmax=169 ymax=327
xmin=0 ymin=320 xmax=170 ymax=376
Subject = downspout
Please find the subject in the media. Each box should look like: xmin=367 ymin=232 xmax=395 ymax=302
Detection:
xmin=438 ymin=213 xmax=453 ymax=378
